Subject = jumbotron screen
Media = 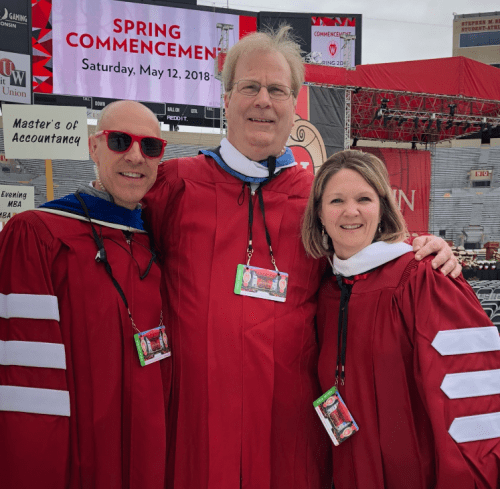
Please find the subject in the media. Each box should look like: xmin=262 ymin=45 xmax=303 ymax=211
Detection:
xmin=258 ymin=12 xmax=362 ymax=68
xmin=32 ymin=0 xmax=256 ymax=125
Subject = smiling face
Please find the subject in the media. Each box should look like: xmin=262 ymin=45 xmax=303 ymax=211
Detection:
xmin=224 ymin=49 xmax=296 ymax=162
xmin=320 ymin=168 xmax=381 ymax=260
xmin=89 ymin=101 xmax=162 ymax=210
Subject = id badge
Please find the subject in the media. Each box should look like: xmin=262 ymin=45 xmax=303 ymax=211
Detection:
xmin=234 ymin=264 xmax=288 ymax=302
xmin=313 ymin=386 xmax=359 ymax=446
xmin=134 ymin=326 xmax=171 ymax=367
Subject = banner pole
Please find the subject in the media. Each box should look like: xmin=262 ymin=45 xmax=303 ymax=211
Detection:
xmin=45 ymin=159 xmax=54 ymax=202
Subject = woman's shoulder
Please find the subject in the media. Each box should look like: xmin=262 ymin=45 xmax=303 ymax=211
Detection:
xmin=393 ymin=253 xmax=478 ymax=308
xmin=392 ymin=252 xmax=442 ymax=289
xmin=345 ymin=248 xmax=417 ymax=293
xmin=386 ymin=251 xmax=426 ymax=288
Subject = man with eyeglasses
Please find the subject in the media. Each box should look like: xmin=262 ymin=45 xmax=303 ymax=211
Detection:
xmin=0 ymin=100 xmax=170 ymax=489
xmin=143 ymin=27 xmax=459 ymax=489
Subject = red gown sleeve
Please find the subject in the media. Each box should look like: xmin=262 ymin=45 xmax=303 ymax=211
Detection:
xmin=142 ymin=159 xmax=184 ymax=262
xmin=397 ymin=257 xmax=500 ymax=489
xmin=0 ymin=213 xmax=69 ymax=489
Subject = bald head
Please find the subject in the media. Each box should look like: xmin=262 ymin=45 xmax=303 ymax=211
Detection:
xmin=89 ymin=99 xmax=164 ymax=210
xmin=97 ymin=100 xmax=160 ymax=137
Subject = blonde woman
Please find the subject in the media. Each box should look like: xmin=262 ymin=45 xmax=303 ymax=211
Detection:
xmin=302 ymin=149 xmax=499 ymax=489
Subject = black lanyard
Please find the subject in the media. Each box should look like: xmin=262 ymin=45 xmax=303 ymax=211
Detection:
xmin=244 ymin=156 xmax=281 ymax=272
xmin=246 ymin=185 xmax=279 ymax=271
xmin=74 ymin=191 xmax=155 ymax=332
xmin=335 ymin=275 xmax=353 ymax=385
xmin=334 ymin=271 xmax=372 ymax=385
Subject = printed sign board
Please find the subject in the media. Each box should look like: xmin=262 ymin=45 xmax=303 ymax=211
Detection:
xmin=0 ymin=51 xmax=31 ymax=104
xmin=2 ymin=104 xmax=89 ymax=160
xmin=470 ymin=169 xmax=493 ymax=181
xmin=0 ymin=184 xmax=35 ymax=222
xmin=0 ymin=0 xmax=31 ymax=54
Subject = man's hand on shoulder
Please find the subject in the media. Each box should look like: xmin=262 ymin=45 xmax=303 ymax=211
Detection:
xmin=412 ymin=235 xmax=461 ymax=278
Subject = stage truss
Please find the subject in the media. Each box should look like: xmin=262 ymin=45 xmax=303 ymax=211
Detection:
xmin=310 ymin=83 xmax=500 ymax=144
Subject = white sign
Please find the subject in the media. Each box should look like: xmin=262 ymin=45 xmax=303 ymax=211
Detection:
xmin=311 ymin=25 xmax=356 ymax=68
xmin=52 ymin=0 xmax=251 ymax=107
xmin=0 ymin=153 xmax=14 ymax=163
xmin=470 ymin=170 xmax=493 ymax=181
xmin=2 ymin=104 xmax=89 ymax=160
xmin=0 ymin=184 xmax=35 ymax=222
xmin=0 ymin=51 xmax=31 ymax=104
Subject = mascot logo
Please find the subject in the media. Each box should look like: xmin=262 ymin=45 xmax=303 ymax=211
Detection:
xmin=329 ymin=42 xmax=338 ymax=57
xmin=288 ymin=114 xmax=327 ymax=175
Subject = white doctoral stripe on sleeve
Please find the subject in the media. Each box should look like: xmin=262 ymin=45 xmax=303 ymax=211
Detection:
xmin=441 ymin=369 xmax=500 ymax=399
xmin=449 ymin=412 xmax=500 ymax=443
xmin=0 ymin=385 xmax=70 ymax=417
xmin=0 ymin=340 xmax=66 ymax=369
xmin=431 ymin=326 xmax=500 ymax=356
xmin=0 ymin=293 xmax=60 ymax=320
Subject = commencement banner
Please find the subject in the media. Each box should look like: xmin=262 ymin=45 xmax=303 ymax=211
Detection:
xmin=52 ymin=0 xmax=256 ymax=107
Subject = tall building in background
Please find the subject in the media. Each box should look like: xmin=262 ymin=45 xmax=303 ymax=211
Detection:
xmin=453 ymin=11 xmax=500 ymax=68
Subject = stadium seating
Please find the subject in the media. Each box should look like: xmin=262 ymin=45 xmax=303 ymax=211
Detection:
xmin=469 ymin=280 xmax=500 ymax=333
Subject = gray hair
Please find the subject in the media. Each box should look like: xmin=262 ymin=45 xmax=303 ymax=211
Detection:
xmin=222 ymin=25 xmax=304 ymax=98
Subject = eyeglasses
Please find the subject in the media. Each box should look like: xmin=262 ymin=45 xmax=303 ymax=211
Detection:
xmin=233 ymin=80 xmax=294 ymax=101
xmin=95 ymin=130 xmax=167 ymax=158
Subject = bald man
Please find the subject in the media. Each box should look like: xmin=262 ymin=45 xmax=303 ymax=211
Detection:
xmin=0 ymin=101 xmax=170 ymax=489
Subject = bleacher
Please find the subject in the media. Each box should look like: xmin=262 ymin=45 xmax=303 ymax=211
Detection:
xmin=468 ymin=280 xmax=500 ymax=332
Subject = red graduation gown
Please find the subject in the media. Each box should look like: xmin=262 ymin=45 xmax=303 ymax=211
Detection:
xmin=144 ymin=154 xmax=331 ymax=489
xmin=317 ymin=252 xmax=500 ymax=489
xmin=0 ymin=209 xmax=167 ymax=489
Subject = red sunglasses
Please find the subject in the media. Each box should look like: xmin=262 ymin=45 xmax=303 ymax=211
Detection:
xmin=95 ymin=130 xmax=167 ymax=158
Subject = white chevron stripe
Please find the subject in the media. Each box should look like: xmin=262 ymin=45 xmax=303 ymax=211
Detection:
xmin=0 ymin=293 xmax=60 ymax=320
xmin=431 ymin=326 xmax=500 ymax=356
xmin=0 ymin=385 xmax=70 ymax=417
xmin=0 ymin=340 xmax=66 ymax=369
xmin=441 ymin=369 xmax=500 ymax=399
xmin=449 ymin=412 xmax=500 ymax=443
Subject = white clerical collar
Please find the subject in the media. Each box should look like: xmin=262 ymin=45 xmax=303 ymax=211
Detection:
xmin=219 ymin=138 xmax=296 ymax=178
xmin=333 ymin=241 xmax=413 ymax=276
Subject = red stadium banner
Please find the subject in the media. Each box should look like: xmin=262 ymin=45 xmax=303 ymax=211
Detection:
xmin=357 ymin=147 xmax=431 ymax=235
xmin=288 ymin=87 xmax=430 ymax=235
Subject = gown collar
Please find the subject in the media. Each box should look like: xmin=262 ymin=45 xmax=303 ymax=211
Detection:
xmin=333 ymin=241 xmax=413 ymax=277
xmin=201 ymin=138 xmax=296 ymax=184
xmin=38 ymin=185 xmax=145 ymax=231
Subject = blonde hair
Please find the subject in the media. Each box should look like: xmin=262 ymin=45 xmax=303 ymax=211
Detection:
xmin=221 ymin=25 xmax=304 ymax=98
xmin=301 ymin=150 xmax=408 ymax=259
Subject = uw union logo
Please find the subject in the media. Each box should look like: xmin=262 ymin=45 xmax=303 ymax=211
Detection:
xmin=0 ymin=58 xmax=27 ymax=90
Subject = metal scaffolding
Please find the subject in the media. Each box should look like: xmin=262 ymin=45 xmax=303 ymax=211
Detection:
xmin=344 ymin=89 xmax=352 ymax=150
xmin=214 ymin=23 xmax=233 ymax=136
xmin=347 ymin=87 xmax=500 ymax=143
xmin=340 ymin=34 xmax=356 ymax=71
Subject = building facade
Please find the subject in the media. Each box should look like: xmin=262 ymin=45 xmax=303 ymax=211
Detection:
xmin=453 ymin=11 xmax=500 ymax=68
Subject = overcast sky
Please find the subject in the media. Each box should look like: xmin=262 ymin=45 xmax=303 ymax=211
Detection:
xmin=198 ymin=0 xmax=500 ymax=65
